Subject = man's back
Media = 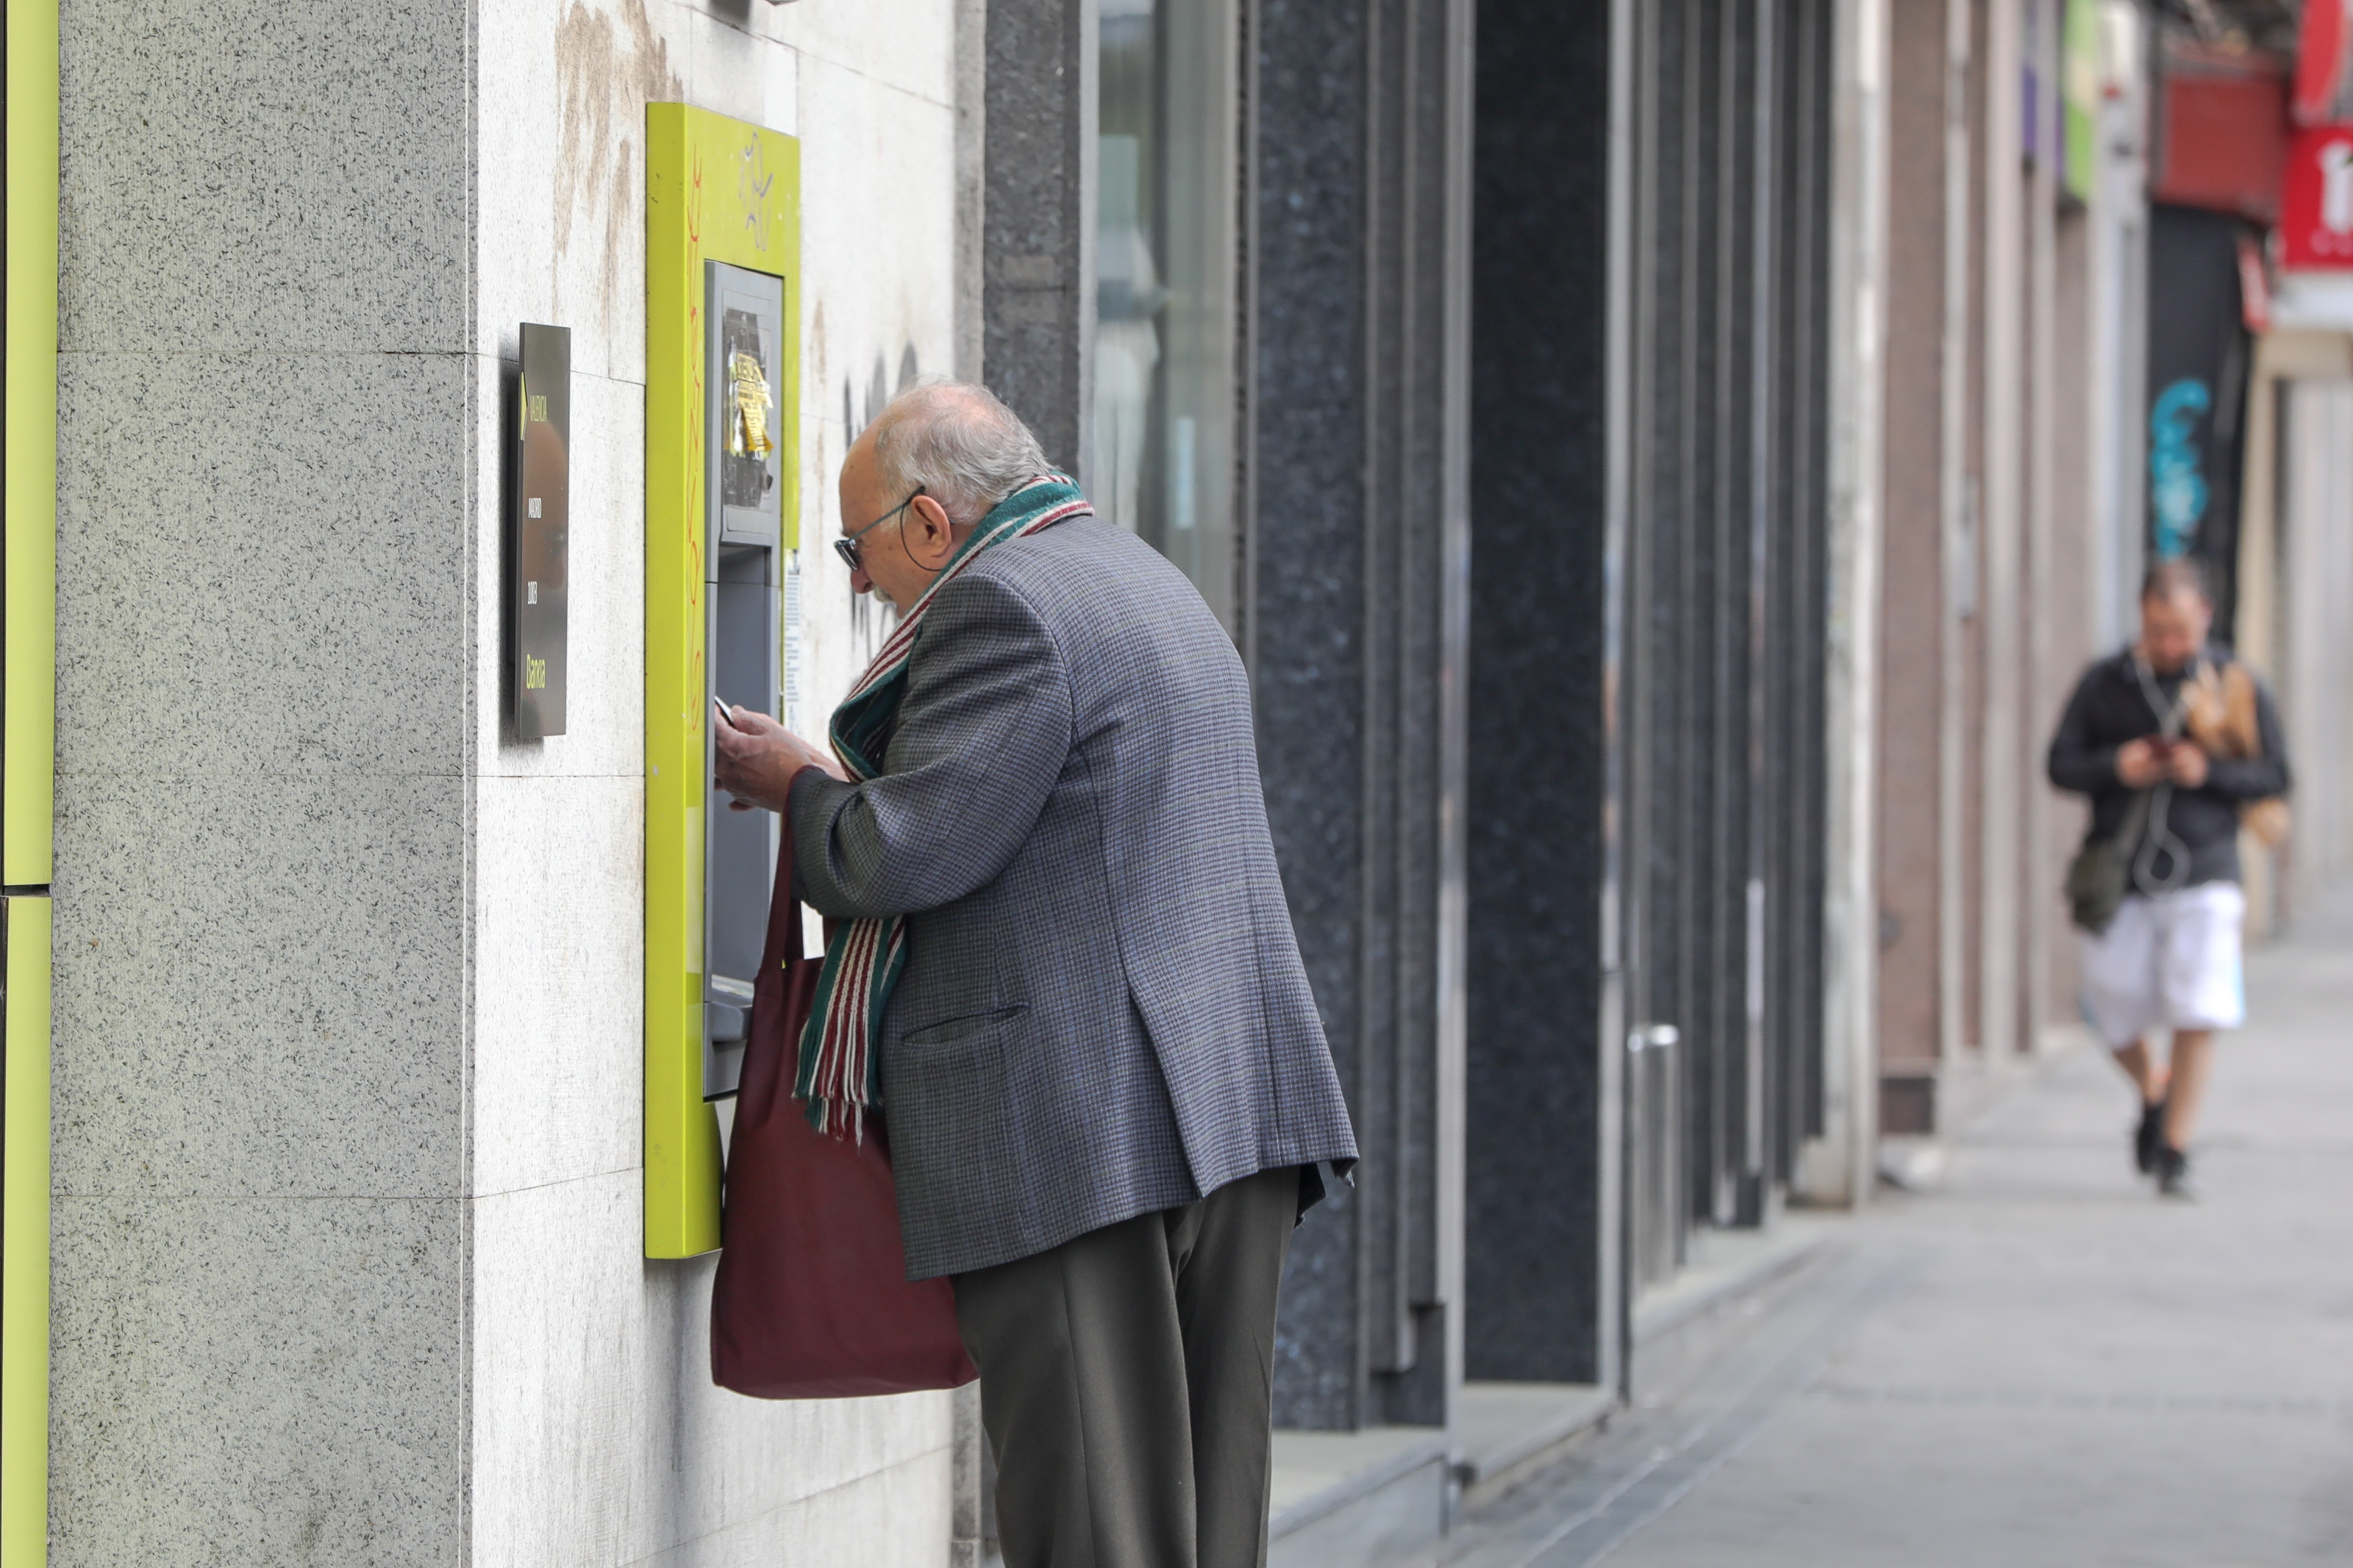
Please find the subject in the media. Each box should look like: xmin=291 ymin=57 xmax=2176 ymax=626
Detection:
xmin=789 ymin=515 xmax=1357 ymax=1278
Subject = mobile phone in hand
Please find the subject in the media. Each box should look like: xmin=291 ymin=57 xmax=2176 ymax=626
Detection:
xmin=713 ymin=696 xmax=735 ymax=731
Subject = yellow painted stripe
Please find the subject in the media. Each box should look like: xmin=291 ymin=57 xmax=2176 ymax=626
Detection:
xmin=2 ymin=898 xmax=51 ymax=1568
xmin=4 ymin=0 xmax=58 ymax=889
xmin=3 ymin=1 xmax=59 ymax=1559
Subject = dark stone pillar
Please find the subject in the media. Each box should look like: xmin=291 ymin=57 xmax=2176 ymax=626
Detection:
xmin=1256 ymin=0 xmax=1472 ymax=1431
xmin=984 ymin=0 xmax=1094 ymax=473
xmin=1254 ymin=0 xmax=1371 ymax=1430
xmin=1463 ymin=0 xmax=1617 ymax=1384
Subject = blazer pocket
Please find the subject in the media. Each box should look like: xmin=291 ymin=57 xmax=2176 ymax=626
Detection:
xmin=899 ymin=1003 xmax=1028 ymax=1050
xmin=883 ymin=1006 xmax=1024 ymax=1199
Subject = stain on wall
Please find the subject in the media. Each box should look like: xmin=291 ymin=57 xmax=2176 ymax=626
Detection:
xmin=553 ymin=0 xmax=684 ymax=329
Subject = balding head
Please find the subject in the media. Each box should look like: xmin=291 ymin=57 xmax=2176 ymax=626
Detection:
xmin=835 ymin=379 xmax=1053 ymax=612
xmin=2138 ymin=555 xmax=2214 ymax=675
xmin=865 ymin=379 xmax=1051 ymax=527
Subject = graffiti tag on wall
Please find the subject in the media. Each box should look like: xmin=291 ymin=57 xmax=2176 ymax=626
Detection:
xmin=2149 ymin=377 xmax=2211 ymax=562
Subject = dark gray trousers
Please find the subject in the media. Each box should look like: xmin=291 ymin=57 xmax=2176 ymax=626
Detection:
xmin=951 ymin=1165 xmax=1301 ymax=1568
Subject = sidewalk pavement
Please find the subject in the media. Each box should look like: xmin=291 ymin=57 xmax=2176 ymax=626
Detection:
xmin=1444 ymin=887 xmax=2353 ymax=1568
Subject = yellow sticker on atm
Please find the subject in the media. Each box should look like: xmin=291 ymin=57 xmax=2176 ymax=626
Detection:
xmin=728 ymin=349 xmax=774 ymax=460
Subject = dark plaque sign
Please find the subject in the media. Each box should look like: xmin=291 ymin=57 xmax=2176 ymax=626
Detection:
xmin=512 ymin=323 xmax=571 ymax=737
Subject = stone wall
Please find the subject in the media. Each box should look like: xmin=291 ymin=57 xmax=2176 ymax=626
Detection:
xmin=52 ymin=0 xmax=476 ymax=1555
xmin=52 ymin=1 xmax=964 ymax=1560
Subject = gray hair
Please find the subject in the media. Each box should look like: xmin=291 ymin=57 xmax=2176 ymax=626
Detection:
xmin=868 ymin=379 xmax=1051 ymax=527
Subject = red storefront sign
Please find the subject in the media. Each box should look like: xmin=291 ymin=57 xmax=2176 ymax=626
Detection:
xmin=2155 ymin=52 xmax=2289 ymax=224
xmin=2280 ymin=125 xmax=2353 ymax=269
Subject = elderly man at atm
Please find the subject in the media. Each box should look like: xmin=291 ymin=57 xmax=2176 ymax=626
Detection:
xmin=713 ymin=379 xmax=1357 ymax=1568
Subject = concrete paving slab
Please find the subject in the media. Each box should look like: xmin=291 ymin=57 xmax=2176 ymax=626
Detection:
xmin=1443 ymin=886 xmax=2353 ymax=1568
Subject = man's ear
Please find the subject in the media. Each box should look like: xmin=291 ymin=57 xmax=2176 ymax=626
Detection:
xmin=910 ymin=493 xmax=957 ymax=562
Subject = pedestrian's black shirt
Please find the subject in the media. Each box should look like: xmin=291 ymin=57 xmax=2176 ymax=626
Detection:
xmin=2046 ymin=646 xmax=2290 ymax=889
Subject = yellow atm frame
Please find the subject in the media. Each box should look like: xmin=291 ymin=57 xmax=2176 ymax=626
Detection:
xmin=4 ymin=1 xmax=57 ymax=1559
xmin=643 ymin=105 xmax=799 ymax=1259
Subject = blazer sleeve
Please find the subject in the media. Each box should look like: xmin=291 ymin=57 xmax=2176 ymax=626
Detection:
xmin=2204 ymin=670 xmax=2292 ymax=802
xmin=788 ymin=573 xmax=1075 ymax=920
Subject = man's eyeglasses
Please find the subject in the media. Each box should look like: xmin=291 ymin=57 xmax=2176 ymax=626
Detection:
xmin=835 ymin=488 xmax=924 ymax=575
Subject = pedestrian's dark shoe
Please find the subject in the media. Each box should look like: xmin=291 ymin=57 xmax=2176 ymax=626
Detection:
xmin=2134 ymin=1100 xmax=2166 ymax=1175
xmin=2155 ymin=1145 xmax=2197 ymax=1200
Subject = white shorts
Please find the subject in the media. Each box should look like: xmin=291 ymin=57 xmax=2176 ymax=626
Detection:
xmin=2079 ymin=881 xmax=2246 ymax=1047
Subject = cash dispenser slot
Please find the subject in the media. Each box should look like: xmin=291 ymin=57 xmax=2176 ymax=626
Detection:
xmin=701 ymin=261 xmax=786 ymax=1101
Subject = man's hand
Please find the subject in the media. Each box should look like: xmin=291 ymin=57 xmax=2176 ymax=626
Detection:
xmin=713 ymin=705 xmax=848 ymax=812
xmin=2115 ymin=737 xmax=2166 ymax=789
xmin=2165 ymin=738 xmax=2209 ymax=789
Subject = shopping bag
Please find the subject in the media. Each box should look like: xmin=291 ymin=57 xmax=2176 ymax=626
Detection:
xmin=710 ymin=816 xmax=979 ymax=1399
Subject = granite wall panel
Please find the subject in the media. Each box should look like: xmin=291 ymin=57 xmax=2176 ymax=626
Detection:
xmin=54 ymin=0 xmax=479 ymax=1547
xmin=469 ymin=1171 xmax=954 ymax=1567
xmin=470 ymin=773 xmax=644 ymax=1199
xmin=1255 ymin=0 xmax=1471 ymax=1432
xmin=1463 ymin=0 xmax=1614 ymax=1383
xmin=54 ymin=351 xmax=469 ymax=781
xmin=49 ymin=1196 xmax=466 ymax=1567
xmin=1257 ymin=0 xmax=1371 ymax=1433
xmin=59 ymin=0 xmax=469 ymax=355
xmin=50 ymin=773 xmax=467 ymax=1201
xmin=52 ymin=0 xmax=966 ymax=1561
xmin=983 ymin=0 xmax=1091 ymax=470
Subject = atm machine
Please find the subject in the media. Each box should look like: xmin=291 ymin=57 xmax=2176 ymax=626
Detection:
xmin=643 ymin=106 xmax=799 ymax=1259
xmin=699 ymin=263 xmax=785 ymax=1103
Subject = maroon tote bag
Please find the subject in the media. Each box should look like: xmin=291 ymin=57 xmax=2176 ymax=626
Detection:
xmin=710 ymin=819 xmax=978 ymax=1398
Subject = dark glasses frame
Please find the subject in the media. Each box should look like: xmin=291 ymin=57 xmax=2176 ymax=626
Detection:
xmin=835 ymin=488 xmax=924 ymax=574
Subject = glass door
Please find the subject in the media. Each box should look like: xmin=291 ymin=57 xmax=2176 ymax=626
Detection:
xmin=1096 ymin=0 xmax=1242 ymax=629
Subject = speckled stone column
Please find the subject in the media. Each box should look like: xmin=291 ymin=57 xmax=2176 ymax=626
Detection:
xmin=49 ymin=3 xmax=474 ymax=1558
xmin=983 ymin=0 xmax=1096 ymax=477
xmin=1257 ymin=0 xmax=1473 ymax=1433
xmin=46 ymin=3 xmax=969 ymax=1564
xmin=1463 ymin=0 xmax=1617 ymax=1385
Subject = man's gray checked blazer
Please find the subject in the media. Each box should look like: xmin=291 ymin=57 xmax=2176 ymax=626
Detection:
xmin=788 ymin=514 xmax=1359 ymax=1281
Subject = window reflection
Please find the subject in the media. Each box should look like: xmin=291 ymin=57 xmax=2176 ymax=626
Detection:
xmin=1096 ymin=130 xmax=1164 ymax=538
xmin=1095 ymin=0 xmax=1238 ymax=630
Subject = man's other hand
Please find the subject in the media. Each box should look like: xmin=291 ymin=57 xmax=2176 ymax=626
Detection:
xmin=2165 ymin=739 xmax=2209 ymax=789
xmin=713 ymin=706 xmax=849 ymax=812
xmin=2115 ymin=737 xmax=2167 ymax=789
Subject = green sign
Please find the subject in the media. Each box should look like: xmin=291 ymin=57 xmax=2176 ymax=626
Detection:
xmin=2064 ymin=0 xmax=2103 ymax=201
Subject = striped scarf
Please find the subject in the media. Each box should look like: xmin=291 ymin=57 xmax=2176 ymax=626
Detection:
xmin=795 ymin=474 xmax=1095 ymax=1136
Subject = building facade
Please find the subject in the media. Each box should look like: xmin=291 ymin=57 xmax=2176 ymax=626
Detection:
xmin=8 ymin=0 xmax=1874 ymax=1559
xmin=1871 ymin=0 xmax=2154 ymax=1133
xmin=1867 ymin=0 xmax=2353 ymax=1151
xmin=41 ymin=2 xmax=973 ymax=1563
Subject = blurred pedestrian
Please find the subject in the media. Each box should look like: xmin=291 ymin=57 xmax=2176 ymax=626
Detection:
xmin=2048 ymin=558 xmax=2290 ymax=1198
xmin=715 ymin=380 xmax=1358 ymax=1568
